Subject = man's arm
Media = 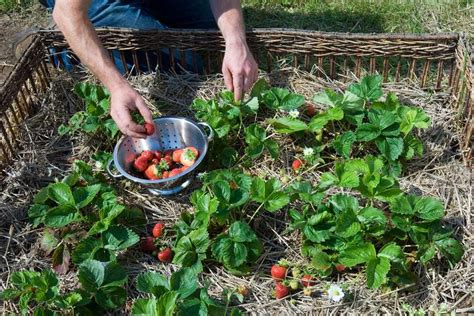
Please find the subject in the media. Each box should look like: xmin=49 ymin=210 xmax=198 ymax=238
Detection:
xmin=53 ymin=0 xmax=152 ymax=138
xmin=209 ymin=0 xmax=258 ymax=101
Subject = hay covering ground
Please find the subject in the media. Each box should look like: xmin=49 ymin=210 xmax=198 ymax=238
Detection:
xmin=0 ymin=65 xmax=472 ymax=315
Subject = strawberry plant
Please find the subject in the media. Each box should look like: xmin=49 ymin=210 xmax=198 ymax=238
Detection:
xmin=28 ymin=161 xmax=141 ymax=273
xmin=132 ymin=268 xmax=242 ymax=315
xmin=0 ymin=269 xmax=81 ymax=315
xmin=211 ymin=221 xmax=263 ymax=274
xmin=58 ymin=82 xmax=119 ymax=139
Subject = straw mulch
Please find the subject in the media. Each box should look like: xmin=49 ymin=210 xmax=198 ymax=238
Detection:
xmin=0 ymin=66 xmax=472 ymax=315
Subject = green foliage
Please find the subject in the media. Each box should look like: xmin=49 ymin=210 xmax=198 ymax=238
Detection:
xmin=0 ymin=269 xmax=81 ymax=315
xmin=58 ymin=82 xmax=119 ymax=139
xmin=131 ymin=268 xmax=240 ymax=315
xmin=211 ymin=221 xmax=263 ymax=273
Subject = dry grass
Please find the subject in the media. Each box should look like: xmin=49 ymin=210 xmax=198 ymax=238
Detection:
xmin=0 ymin=66 xmax=472 ymax=314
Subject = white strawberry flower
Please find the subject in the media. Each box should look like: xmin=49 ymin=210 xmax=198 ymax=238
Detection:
xmin=327 ymin=284 xmax=344 ymax=302
xmin=303 ymin=147 xmax=314 ymax=157
xmin=288 ymin=109 xmax=299 ymax=119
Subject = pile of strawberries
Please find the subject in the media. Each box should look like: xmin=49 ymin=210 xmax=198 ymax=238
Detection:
xmin=133 ymin=147 xmax=199 ymax=180
xmin=133 ymin=122 xmax=199 ymax=180
xmin=140 ymin=223 xmax=173 ymax=263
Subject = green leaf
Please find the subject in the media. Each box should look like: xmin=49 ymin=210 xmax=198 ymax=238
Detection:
xmin=366 ymin=257 xmax=391 ymax=288
xmin=333 ymin=131 xmax=356 ymax=158
xmin=47 ymin=182 xmax=75 ymax=206
xmin=72 ymin=237 xmax=102 ymax=264
xmin=156 ymin=291 xmax=179 ymax=316
xmin=308 ymin=107 xmax=344 ymax=132
xmin=398 ymin=106 xmax=431 ymax=135
xmin=96 ymin=286 xmax=126 ymax=310
xmin=102 ymin=225 xmax=139 ymax=250
xmin=330 ymin=194 xmax=359 ymax=213
xmin=418 ymin=244 xmax=437 ymax=265
xmin=355 ymin=124 xmax=380 ymax=142
xmin=348 ymin=75 xmax=383 ymax=102
xmin=378 ymin=242 xmax=405 ymax=263
xmin=229 ymin=221 xmax=257 ymax=243
xmin=270 ymin=117 xmax=308 ymax=134
xmin=170 ymin=268 xmax=198 ymax=299
xmin=310 ymin=250 xmax=332 ymax=272
xmin=250 ymin=78 xmax=270 ymax=98
xmin=390 ymin=195 xmax=416 ymax=215
xmin=34 ymin=187 xmax=49 ymax=204
xmin=220 ymin=147 xmax=238 ymax=168
xmin=232 ymin=242 xmax=248 ymax=267
xmin=335 ymin=210 xmax=361 ymax=238
xmin=414 ymin=197 xmax=445 ymax=221
xmin=251 ymin=178 xmax=289 ymax=212
xmin=132 ymin=298 xmax=158 ymax=316
xmin=44 ymin=205 xmax=80 ymax=228
xmin=375 ymin=136 xmax=404 ymax=161
xmin=78 ymin=260 xmax=105 ymax=291
xmin=435 ymin=238 xmax=464 ymax=266
xmin=136 ymin=272 xmax=169 ymax=294
xmin=40 ymin=230 xmax=59 ymax=255
xmin=73 ymin=184 xmax=101 ymax=209
xmin=281 ymin=93 xmax=305 ymax=111
xmin=213 ymin=181 xmax=231 ymax=203
xmin=357 ymin=207 xmax=386 ymax=236
xmin=339 ymin=243 xmax=376 ymax=267
xmin=102 ymin=261 xmax=127 ymax=288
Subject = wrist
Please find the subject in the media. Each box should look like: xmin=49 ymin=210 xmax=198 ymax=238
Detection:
xmin=224 ymin=34 xmax=247 ymax=47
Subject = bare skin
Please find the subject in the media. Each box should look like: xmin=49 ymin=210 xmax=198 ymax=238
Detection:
xmin=52 ymin=0 xmax=258 ymax=138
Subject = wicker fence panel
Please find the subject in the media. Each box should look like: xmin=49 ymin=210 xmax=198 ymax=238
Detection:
xmin=40 ymin=29 xmax=460 ymax=88
xmin=0 ymin=38 xmax=51 ymax=166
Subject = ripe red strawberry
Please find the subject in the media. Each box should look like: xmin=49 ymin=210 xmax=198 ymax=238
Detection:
xmin=305 ymin=103 xmax=317 ymax=117
xmin=271 ymin=264 xmax=287 ymax=280
xmin=154 ymin=151 xmax=162 ymax=160
xmin=180 ymin=148 xmax=197 ymax=167
xmin=168 ymin=168 xmax=181 ymax=178
xmin=144 ymin=123 xmax=155 ymax=135
xmin=292 ymin=159 xmax=304 ymax=172
xmin=335 ymin=264 xmax=346 ymax=273
xmin=152 ymin=223 xmax=165 ymax=238
xmin=141 ymin=150 xmax=154 ymax=160
xmin=144 ymin=164 xmax=162 ymax=180
xmin=151 ymin=158 xmax=159 ymax=164
xmin=172 ymin=149 xmax=183 ymax=163
xmin=164 ymin=150 xmax=173 ymax=159
xmin=275 ymin=282 xmax=289 ymax=299
xmin=301 ymin=274 xmax=315 ymax=287
xmin=179 ymin=165 xmax=189 ymax=173
xmin=134 ymin=156 xmax=149 ymax=172
xmin=157 ymin=247 xmax=173 ymax=262
xmin=140 ymin=237 xmax=156 ymax=253
xmin=162 ymin=171 xmax=170 ymax=178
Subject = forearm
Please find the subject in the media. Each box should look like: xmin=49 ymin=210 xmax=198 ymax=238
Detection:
xmin=52 ymin=0 xmax=127 ymax=92
xmin=209 ymin=0 xmax=246 ymax=45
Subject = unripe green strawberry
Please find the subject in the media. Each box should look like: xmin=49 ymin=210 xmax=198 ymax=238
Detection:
xmin=291 ymin=267 xmax=301 ymax=278
xmin=289 ymin=280 xmax=299 ymax=290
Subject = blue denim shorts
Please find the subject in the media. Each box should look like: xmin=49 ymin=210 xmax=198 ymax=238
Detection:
xmin=45 ymin=0 xmax=217 ymax=73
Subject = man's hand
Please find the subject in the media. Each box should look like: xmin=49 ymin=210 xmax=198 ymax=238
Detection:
xmin=222 ymin=40 xmax=258 ymax=101
xmin=110 ymin=85 xmax=154 ymax=138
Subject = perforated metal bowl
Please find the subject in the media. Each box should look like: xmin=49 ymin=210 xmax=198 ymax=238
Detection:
xmin=107 ymin=117 xmax=213 ymax=195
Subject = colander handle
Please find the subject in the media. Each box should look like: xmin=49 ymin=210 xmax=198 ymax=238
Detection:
xmin=106 ymin=159 xmax=123 ymax=178
xmin=197 ymin=122 xmax=214 ymax=141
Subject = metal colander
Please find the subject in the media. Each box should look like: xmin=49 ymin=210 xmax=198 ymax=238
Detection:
xmin=107 ymin=117 xmax=213 ymax=195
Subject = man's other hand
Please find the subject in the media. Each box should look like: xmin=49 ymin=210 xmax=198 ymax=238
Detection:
xmin=110 ymin=85 xmax=154 ymax=138
xmin=222 ymin=40 xmax=258 ymax=102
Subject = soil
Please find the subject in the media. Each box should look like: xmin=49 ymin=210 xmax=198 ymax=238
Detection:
xmin=0 ymin=4 xmax=50 ymax=85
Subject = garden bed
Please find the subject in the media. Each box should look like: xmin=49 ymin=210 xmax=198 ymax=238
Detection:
xmin=0 ymin=65 xmax=472 ymax=314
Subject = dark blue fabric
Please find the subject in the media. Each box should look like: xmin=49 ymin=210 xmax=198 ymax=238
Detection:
xmin=44 ymin=0 xmax=217 ymax=73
